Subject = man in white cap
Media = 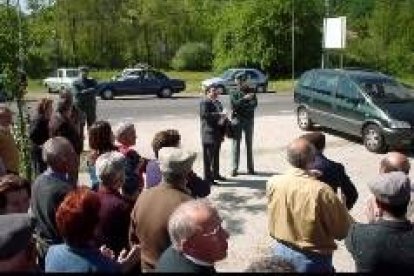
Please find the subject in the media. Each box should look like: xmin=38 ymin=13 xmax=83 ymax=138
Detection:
xmin=345 ymin=171 xmax=414 ymax=273
xmin=129 ymin=147 xmax=196 ymax=272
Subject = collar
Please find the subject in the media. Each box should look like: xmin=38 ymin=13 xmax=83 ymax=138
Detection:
xmin=183 ymin=254 xmax=214 ymax=267
xmin=374 ymin=218 xmax=413 ymax=230
xmin=286 ymin=167 xmax=316 ymax=179
xmin=44 ymin=168 xmax=69 ymax=183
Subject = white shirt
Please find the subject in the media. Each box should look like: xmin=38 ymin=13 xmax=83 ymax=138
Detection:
xmin=183 ymin=254 xmax=214 ymax=267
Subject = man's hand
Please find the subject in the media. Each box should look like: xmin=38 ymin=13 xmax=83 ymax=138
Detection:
xmin=99 ymin=245 xmax=115 ymax=259
xmin=308 ymin=169 xmax=323 ymax=178
xmin=243 ymin=93 xmax=254 ymax=100
xmin=118 ymin=244 xmax=140 ymax=272
xmin=81 ymin=88 xmax=96 ymax=95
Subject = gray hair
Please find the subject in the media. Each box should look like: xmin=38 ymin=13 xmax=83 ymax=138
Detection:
xmin=42 ymin=137 xmax=74 ymax=168
xmin=115 ymin=122 xmax=135 ymax=141
xmin=95 ymin=151 xmax=126 ymax=186
xmin=168 ymin=199 xmax=216 ymax=249
xmin=287 ymin=139 xmax=316 ymax=169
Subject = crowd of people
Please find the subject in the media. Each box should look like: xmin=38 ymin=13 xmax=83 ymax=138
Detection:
xmin=0 ymin=70 xmax=413 ymax=273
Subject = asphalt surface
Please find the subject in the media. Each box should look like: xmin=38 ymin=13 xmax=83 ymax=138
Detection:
xmin=96 ymin=93 xmax=295 ymax=121
xmin=17 ymin=91 xmax=414 ymax=271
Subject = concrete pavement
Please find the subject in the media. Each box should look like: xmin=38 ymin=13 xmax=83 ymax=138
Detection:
xmin=78 ymin=112 xmax=414 ymax=272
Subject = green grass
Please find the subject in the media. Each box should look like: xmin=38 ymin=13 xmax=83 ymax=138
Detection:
xmin=27 ymin=70 xmax=294 ymax=96
xmin=399 ymin=76 xmax=414 ymax=87
xmin=27 ymin=79 xmax=47 ymax=94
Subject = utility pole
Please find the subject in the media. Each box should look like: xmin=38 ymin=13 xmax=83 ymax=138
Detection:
xmin=323 ymin=0 xmax=330 ymax=69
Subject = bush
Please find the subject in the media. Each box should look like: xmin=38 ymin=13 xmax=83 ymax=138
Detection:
xmin=171 ymin=42 xmax=212 ymax=71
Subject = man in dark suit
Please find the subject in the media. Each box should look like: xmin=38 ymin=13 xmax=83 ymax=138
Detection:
xmin=301 ymin=132 xmax=358 ymax=210
xmin=129 ymin=147 xmax=196 ymax=272
xmin=156 ymin=199 xmax=229 ymax=273
xmin=200 ymin=84 xmax=227 ymax=185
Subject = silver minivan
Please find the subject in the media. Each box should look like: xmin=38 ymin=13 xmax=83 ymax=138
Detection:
xmin=201 ymin=68 xmax=268 ymax=94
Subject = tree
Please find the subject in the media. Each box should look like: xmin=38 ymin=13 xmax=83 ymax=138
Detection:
xmin=212 ymin=0 xmax=323 ymax=76
xmin=171 ymin=42 xmax=212 ymax=71
xmin=0 ymin=3 xmax=32 ymax=180
xmin=345 ymin=0 xmax=414 ymax=74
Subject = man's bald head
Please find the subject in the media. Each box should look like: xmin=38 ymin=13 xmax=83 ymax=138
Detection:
xmin=380 ymin=152 xmax=410 ymax=175
xmin=287 ymin=138 xmax=316 ymax=170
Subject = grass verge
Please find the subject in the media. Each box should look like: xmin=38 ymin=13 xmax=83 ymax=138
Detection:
xmin=27 ymin=70 xmax=294 ymax=96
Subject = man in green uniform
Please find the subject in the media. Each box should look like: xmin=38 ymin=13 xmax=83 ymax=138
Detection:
xmin=71 ymin=67 xmax=97 ymax=134
xmin=229 ymin=72 xmax=257 ymax=176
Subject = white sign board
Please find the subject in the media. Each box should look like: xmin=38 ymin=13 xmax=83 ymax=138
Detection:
xmin=323 ymin=17 xmax=346 ymax=49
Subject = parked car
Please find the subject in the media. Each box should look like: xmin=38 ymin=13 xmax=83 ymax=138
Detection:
xmin=294 ymin=68 xmax=414 ymax=153
xmin=43 ymin=68 xmax=80 ymax=93
xmin=201 ymin=68 xmax=268 ymax=94
xmin=97 ymin=69 xmax=185 ymax=100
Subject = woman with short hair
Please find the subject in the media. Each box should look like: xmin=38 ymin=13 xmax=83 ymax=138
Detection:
xmin=115 ymin=123 xmax=147 ymax=201
xmin=145 ymin=129 xmax=210 ymax=198
xmin=29 ymin=98 xmax=53 ymax=175
xmin=45 ymin=187 xmax=139 ymax=272
xmin=87 ymin=121 xmax=117 ymax=191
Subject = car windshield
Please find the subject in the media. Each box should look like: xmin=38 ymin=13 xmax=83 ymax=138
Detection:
xmin=221 ymin=70 xmax=236 ymax=80
xmin=66 ymin=70 xmax=80 ymax=78
xmin=353 ymin=76 xmax=414 ymax=103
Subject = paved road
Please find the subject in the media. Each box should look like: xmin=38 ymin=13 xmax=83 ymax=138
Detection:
xmin=96 ymin=93 xmax=295 ymax=121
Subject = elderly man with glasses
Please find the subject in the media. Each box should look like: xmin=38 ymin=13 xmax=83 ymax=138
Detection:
xmin=156 ymin=199 xmax=229 ymax=273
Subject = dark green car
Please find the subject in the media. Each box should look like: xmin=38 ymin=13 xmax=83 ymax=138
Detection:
xmin=294 ymin=68 xmax=414 ymax=153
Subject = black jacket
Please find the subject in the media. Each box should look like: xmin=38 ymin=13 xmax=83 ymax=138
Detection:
xmin=311 ymin=153 xmax=358 ymax=210
xmin=200 ymin=97 xmax=224 ymax=145
xmin=345 ymin=220 xmax=414 ymax=273
xmin=29 ymin=115 xmax=50 ymax=146
xmin=31 ymin=173 xmax=74 ymax=244
xmin=49 ymin=112 xmax=83 ymax=155
xmin=156 ymin=246 xmax=216 ymax=273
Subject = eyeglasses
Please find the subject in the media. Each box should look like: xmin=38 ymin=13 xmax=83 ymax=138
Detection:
xmin=201 ymin=220 xmax=226 ymax=237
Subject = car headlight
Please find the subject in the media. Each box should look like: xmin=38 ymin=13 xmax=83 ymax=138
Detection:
xmin=389 ymin=120 xmax=411 ymax=129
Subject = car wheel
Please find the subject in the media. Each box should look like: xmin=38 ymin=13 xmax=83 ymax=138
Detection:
xmin=256 ymin=84 xmax=266 ymax=93
xmin=363 ymin=124 xmax=386 ymax=153
xmin=47 ymin=87 xmax=53 ymax=94
xmin=297 ymin=107 xmax=313 ymax=130
xmin=101 ymin=89 xmax=114 ymax=100
xmin=159 ymin=87 xmax=173 ymax=98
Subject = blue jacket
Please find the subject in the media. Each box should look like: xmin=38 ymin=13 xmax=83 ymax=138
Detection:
xmin=310 ymin=153 xmax=358 ymax=210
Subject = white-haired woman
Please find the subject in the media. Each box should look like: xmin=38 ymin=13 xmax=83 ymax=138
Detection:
xmin=115 ymin=122 xmax=147 ymax=202
xmin=94 ymin=151 xmax=132 ymax=255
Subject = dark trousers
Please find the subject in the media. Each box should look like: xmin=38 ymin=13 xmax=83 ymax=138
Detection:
xmin=31 ymin=145 xmax=47 ymax=177
xmin=203 ymin=141 xmax=221 ymax=181
xmin=231 ymin=118 xmax=254 ymax=173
